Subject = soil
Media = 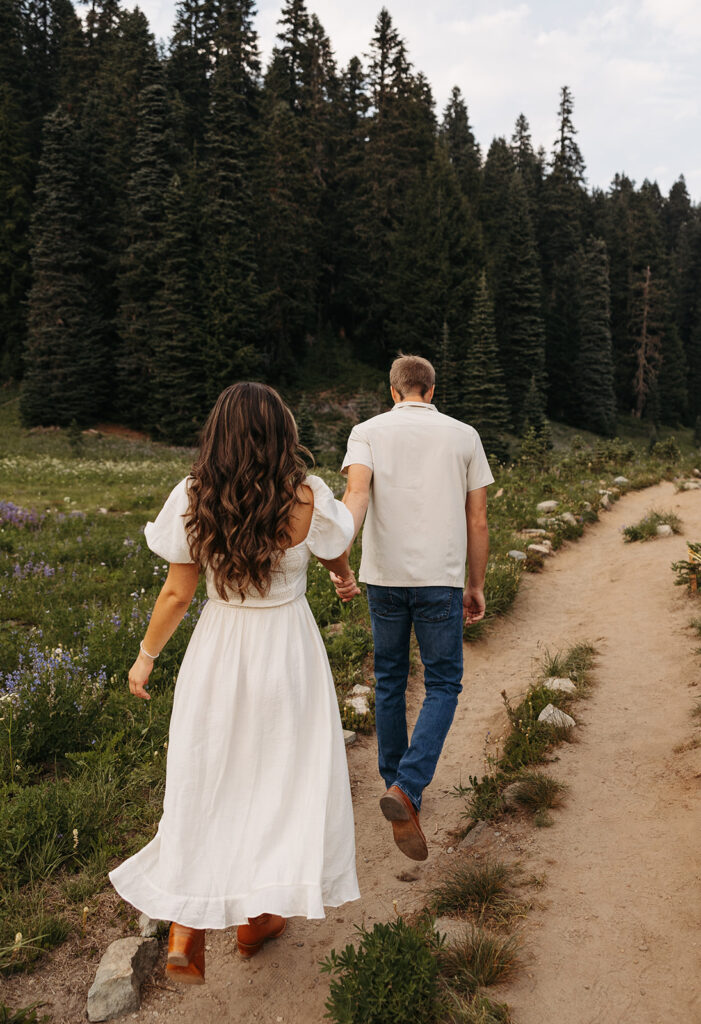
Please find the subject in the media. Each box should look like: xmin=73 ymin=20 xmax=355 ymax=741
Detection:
xmin=3 ymin=481 xmax=700 ymax=1023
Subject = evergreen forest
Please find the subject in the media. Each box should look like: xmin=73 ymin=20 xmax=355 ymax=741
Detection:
xmin=2 ymin=0 xmax=701 ymax=448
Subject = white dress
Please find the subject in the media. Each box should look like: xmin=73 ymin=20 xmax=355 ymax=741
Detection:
xmin=109 ymin=474 xmax=360 ymax=929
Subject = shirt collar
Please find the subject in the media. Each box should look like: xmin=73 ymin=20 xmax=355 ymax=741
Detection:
xmin=392 ymin=401 xmax=437 ymax=412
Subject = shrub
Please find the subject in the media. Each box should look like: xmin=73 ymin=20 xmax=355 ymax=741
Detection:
xmin=320 ymin=918 xmax=442 ymax=1024
xmin=623 ymin=509 xmax=682 ymax=543
xmin=651 ymin=436 xmax=681 ymax=462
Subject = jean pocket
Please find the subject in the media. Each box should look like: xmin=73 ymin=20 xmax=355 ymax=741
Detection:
xmin=367 ymin=585 xmax=397 ymax=618
xmin=412 ymin=586 xmax=455 ymax=622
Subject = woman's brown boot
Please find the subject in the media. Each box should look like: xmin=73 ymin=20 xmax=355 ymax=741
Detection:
xmin=166 ymin=922 xmax=206 ymax=984
xmin=236 ymin=914 xmax=287 ymax=958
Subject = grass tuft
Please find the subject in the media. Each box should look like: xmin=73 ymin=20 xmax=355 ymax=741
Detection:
xmin=622 ymin=508 xmax=682 ymax=542
xmin=438 ymin=925 xmax=521 ymax=993
xmin=507 ymin=771 xmax=567 ymax=812
xmin=439 ymin=988 xmax=512 ymax=1024
xmin=429 ymin=862 xmax=525 ymax=925
xmin=539 ymin=643 xmax=596 ymax=687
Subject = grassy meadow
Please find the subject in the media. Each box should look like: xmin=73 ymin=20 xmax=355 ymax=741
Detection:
xmin=0 ymin=389 xmax=698 ymax=981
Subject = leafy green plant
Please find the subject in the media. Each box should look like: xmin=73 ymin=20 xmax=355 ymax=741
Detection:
xmin=623 ymin=509 xmax=682 ymax=543
xmin=672 ymin=544 xmax=701 ymax=592
xmin=321 ymin=918 xmax=442 ymax=1024
xmin=0 ymin=1003 xmax=50 ymax=1024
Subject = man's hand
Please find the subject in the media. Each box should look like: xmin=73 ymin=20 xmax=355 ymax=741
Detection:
xmin=463 ymin=585 xmax=486 ymax=624
xmin=330 ymin=569 xmax=360 ymax=603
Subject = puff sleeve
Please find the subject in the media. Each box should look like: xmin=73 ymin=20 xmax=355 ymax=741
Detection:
xmin=143 ymin=477 xmax=195 ymax=564
xmin=304 ymin=475 xmax=354 ymax=560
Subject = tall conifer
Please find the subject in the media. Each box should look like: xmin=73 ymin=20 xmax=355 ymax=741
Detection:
xmin=464 ymin=273 xmax=511 ymax=462
xmin=575 ymin=237 xmax=617 ymax=436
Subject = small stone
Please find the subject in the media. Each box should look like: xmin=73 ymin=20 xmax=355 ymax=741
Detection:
xmin=656 ymin=524 xmax=673 ymax=537
xmin=98 ymin=507 xmax=108 ymax=515
xmin=559 ymin=512 xmax=578 ymax=526
xmin=345 ymin=695 xmax=369 ymax=715
xmin=544 ymin=676 xmax=577 ymax=693
xmin=343 ymin=729 xmax=356 ymax=747
xmin=693 ymin=468 xmax=700 ymax=478
xmin=582 ymin=502 xmax=592 ymax=512
xmin=458 ymin=820 xmax=492 ymax=850
xmin=528 ymin=543 xmax=553 ymax=557
xmin=350 ymin=683 xmax=372 ymax=697
xmin=537 ymin=500 xmax=559 ymax=513
xmin=521 ymin=528 xmax=548 ymax=537
xmin=600 ymin=494 xmax=612 ymax=510
xmin=434 ymin=917 xmax=470 ymax=946
xmin=325 ymin=622 xmax=344 ymax=637
xmin=446 ymin=846 xmax=454 ymax=854
xmin=538 ymin=703 xmax=576 ymax=729
xmin=502 ymin=782 xmax=523 ymax=810
xmin=137 ymin=914 xmax=160 ymax=938
xmin=613 ymin=476 xmax=630 ymax=485
xmin=87 ymin=938 xmax=158 ymax=1022
xmin=508 ymin=550 xmax=527 ymax=561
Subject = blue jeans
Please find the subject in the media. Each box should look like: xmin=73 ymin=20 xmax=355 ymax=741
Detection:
xmin=366 ymin=585 xmax=464 ymax=812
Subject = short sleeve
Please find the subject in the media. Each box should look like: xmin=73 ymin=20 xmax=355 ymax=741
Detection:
xmin=341 ymin=424 xmax=374 ymax=475
xmin=143 ymin=477 xmax=195 ymax=563
xmin=304 ymin=475 xmax=354 ymax=560
xmin=466 ymin=430 xmax=495 ymax=491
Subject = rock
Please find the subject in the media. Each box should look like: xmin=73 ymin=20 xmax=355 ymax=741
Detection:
xmin=656 ymin=524 xmax=673 ymax=537
xmin=138 ymin=914 xmax=160 ymax=938
xmin=598 ymin=489 xmax=612 ymax=496
xmin=434 ymin=917 xmax=470 ymax=946
xmin=680 ymin=480 xmax=701 ymax=490
xmin=582 ymin=502 xmax=592 ymax=512
xmin=508 ymin=550 xmax=527 ymax=561
xmin=528 ymin=543 xmax=553 ymax=557
xmin=599 ymin=494 xmax=612 ymax=510
xmin=543 ymin=676 xmax=577 ymax=693
xmin=693 ymin=468 xmax=700 ymax=478
xmin=350 ymin=683 xmax=372 ymax=697
xmin=345 ymin=695 xmax=369 ymax=715
xmin=458 ymin=820 xmax=492 ymax=850
xmin=538 ymin=703 xmax=576 ymax=729
xmin=521 ymin=528 xmax=548 ymax=537
xmin=559 ymin=512 xmax=578 ymax=526
xmin=343 ymin=729 xmax=356 ymax=747
xmin=613 ymin=476 xmax=629 ymax=485
xmin=537 ymin=500 xmax=559 ymax=513
xmin=502 ymin=782 xmax=524 ymax=810
xmin=87 ymin=938 xmax=158 ymax=1022
xmin=325 ymin=622 xmax=345 ymax=637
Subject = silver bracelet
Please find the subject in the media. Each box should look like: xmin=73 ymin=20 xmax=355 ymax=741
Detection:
xmin=139 ymin=641 xmax=159 ymax=660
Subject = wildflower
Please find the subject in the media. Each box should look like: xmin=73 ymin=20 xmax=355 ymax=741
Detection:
xmin=73 ymin=828 xmax=79 ymax=849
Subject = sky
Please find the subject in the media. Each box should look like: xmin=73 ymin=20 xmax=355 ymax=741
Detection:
xmin=132 ymin=0 xmax=701 ymax=200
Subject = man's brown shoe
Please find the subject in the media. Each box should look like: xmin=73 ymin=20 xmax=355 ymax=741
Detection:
xmin=379 ymin=785 xmax=428 ymax=861
xmin=237 ymin=914 xmax=287 ymax=958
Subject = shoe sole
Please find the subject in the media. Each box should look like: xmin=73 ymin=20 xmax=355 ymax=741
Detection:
xmin=166 ymin=963 xmax=205 ymax=985
xmin=379 ymin=792 xmax=428 ymax=861
xmin=237 ymin=918 xmax=287 ymax=958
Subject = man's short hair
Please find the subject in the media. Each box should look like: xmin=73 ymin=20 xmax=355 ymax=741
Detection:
xmin=389 ymin=355 xmax=436 ymax=399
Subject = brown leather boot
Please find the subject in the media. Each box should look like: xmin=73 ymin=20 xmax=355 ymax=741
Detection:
xmin=237 ymin=914 xmax=287 ymax=958
xmin=166 ymin=922 xmax=206 ymax=984
xmin=379 ymin=785 xmax=428 ymax=861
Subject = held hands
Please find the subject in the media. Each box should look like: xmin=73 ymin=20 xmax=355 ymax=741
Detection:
xmin=463 ymin=584 xmax=486 ymax=625
xmin=330 ymin=569 xmax=360 ymax=603
xmin=128 ymin=651 xmax=154 ymax=700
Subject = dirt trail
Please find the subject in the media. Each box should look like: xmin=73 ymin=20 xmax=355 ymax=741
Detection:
xmin=10 ymin=482 xmax=700 ymax=1023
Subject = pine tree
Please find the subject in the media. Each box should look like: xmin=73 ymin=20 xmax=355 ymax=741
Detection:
xmin=21 ymin=108 xmax=106 ymax=426
xmin=168 ymin=0 xmax=215 ymax=154
xmin=436 ymin=321 xmax=462 ymax=419
xmin=0 ymin=82 xmax=33 ymax=380
xmin=439 ymin=86 xmax=481 ymax=205
xmin=196 ymin=0 xmax=263 ymax=395
xmin=116 ymin=63 xmax=176 ymax=425
xmin=463 ymin=273 xmax=511 ymax=462
xmin=510 ymin=113 xmax=541 ymax=212
xmin=295 ymin=394 xmax=316 ymax=454
xmin=385 ymin=141 xmax=480 ymax=363
xmin=151 ymin=170 xmax=208 ymax=443
xmin=539 ymin=86 xmax=588 ymax=421
xmin=657 ymin=325 xmax=689 ymax=426
xmin=495 ymin=171 xmax=547 ymax=430
xmin=575 ymin=237 xmax=617 ymax=436
xmin=630 ymin=264 xmax=663 ymax=420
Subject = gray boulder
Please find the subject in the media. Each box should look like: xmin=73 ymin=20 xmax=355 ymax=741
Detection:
xmin=343 ymin=729 xmax=356 ymax=747
xmin=528 ymin=543 xmax=553 ymax=557
xmin=538 ymin=703 xmax=576 ymax=729
xmin=458 ymin=820 xmax=492 ymax=850
xmin=559 ymin=512 xmax=578 ymax=527
xmin=656 ymin=524 xmax=674 ymax=537
xmin=613 ymin=476 xmax=630 ymax=485
xmin=508 ymin=550 xmax=527 ymax=561
xmin=543 ymin=676 xmax=577 ymax=693
xmin=87 ymin=937 xmax=158 ymax=1022
xmin=537 ymin=500 xmax=559 ymax=513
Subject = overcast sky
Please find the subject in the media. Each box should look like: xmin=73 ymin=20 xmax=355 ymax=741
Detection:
xmin=134 ymin=0 xmax=701 ymax=200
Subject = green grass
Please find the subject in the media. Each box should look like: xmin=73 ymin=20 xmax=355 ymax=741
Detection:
xmin=439 ymin=990 xmax=512 ymax=1024
xmin=429 ymin=861 xmax=526 ymax=926
xmin=622 ymin=508 xmax=682 ymax=542
xmin=438 ymin=925 xmax=522 ymax=994
xmin=0 ymin=1004 xmax=50 ymax=1023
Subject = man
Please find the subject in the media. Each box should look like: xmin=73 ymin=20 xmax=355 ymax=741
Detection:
xmin=333 ymin=354 xmax=493 ymax=861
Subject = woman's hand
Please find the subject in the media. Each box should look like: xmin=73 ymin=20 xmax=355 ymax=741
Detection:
xmin=128 ymin=651 xmax=155 ymax=700
xmin=330 ymin=569 xmax=360 ymax=603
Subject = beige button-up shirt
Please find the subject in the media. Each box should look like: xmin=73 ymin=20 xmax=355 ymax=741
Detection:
xmin=341 ymin=402 xmax=494 ymax=588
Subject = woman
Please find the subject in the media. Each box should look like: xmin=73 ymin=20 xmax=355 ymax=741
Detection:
xmin=109 ymin=383 xmax=361 ymax=984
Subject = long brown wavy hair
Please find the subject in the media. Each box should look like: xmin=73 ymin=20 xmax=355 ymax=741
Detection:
xmin=185 ymin=382 xmax=310 ymax=600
